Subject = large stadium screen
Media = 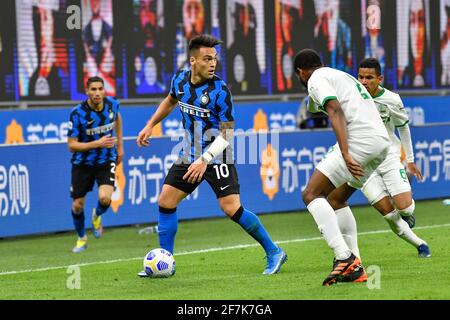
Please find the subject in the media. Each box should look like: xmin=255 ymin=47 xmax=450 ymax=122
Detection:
xmin=359 ymin=0 xmax=397 ymax=88
xmin=439 ymin=0 xmax=450 ymax=87
xmin=0 ymin=0 xmax=16 ymax=102
xmin=172 ymin=0 xmax=211 ymax=72
xmin=79 ymin=0 xmax=116 ymax=96
xmin=396 ymin=0 xmax=436 ymax=89
xmin=128 ymin=0 xmax=172 ymax=97
xmin=71 ymin=0 xmax=127 ymax=100
xmin=225 ymin=0 xmax=271 ymax=95
xmin=3 ymin=0 xmax=450 ymax=102
xmin=272 ymin=0 xmax=315 ymax=93
xmin=310 ymin=0 xmax=359 ymax=75
xmin=15 ymin=0 xmax=72 ymax=100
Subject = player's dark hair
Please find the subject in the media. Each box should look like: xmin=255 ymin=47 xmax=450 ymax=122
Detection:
xmin=189 ymin=34 xmax=222 ymax=56
xmin=86 ymin=76 xmax=104 ymax=88
xmin=293 ymin=49 xmax=322 ymax=71
xmin=359 ymin=58 xmax=382 ymax=76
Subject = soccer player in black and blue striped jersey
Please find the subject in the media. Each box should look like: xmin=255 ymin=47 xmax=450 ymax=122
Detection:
xmin=67 ymin=76 xmax=123 ymax=253
xmin=136 ymin=34 xmax=286 ymax=276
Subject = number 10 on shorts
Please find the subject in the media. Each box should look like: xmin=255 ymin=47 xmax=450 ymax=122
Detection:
xmin=213 ymin=164 xmax=230 ymax=179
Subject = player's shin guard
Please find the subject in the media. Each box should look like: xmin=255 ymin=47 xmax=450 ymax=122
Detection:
xmin=307 ymin=198 xmax=352 ymax=260
xmin=384 ymin=210 xmax=424 ymax=247
xmin=72 ymin=210 xmax=85 ymax=238
xmin=231 ymin=207 xmax=278 ymax=255
xmin=335 ymin=206 xmax=361 ymax=260
xmin=158 ymin=207 xmax=178 ymax=254
xmin=95 ymin=201 xmax=110 ymax=216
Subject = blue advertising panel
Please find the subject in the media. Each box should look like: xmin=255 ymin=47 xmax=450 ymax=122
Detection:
xmin=402 ymin=96 xmax=450 ymax=125
xmin=1 ymin=125 xmax=449 ymax=238
xmin=407 ymin=125 xmax=450 ymax=198
xmin=0 ymin=101 xmax=300 ymax=144
xmin=1 ymin=97 xmax=450 ymax=145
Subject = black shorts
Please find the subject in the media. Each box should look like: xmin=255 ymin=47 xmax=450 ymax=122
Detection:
xmin=164 ymin=163 xmax=240 ymax=198
xmin=71 ymin=162 xmax=116 ymax=199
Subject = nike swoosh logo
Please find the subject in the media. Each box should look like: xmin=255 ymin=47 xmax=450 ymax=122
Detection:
xmin=178 ymin=91 xmax=184 ymax=95
xmin=220 ymin=185 xmax=230 ymax=191
xmin=87 ymin=120 xmax=95 ymax=126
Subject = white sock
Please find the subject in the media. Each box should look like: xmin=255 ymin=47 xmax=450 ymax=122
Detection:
xmin=336 ymin=206 xmax=361 ymax=260
xmin=384 ymin=210 xmax=425 ymax=248
xmin=307 ymin=198 xmax=352 ymax=260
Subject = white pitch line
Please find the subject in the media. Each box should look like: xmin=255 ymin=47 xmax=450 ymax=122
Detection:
xmin=1 ymin=223 xmax=449 ymax=277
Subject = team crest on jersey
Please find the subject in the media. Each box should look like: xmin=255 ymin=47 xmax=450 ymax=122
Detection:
xmin=200 ymin=93 xmax=210 ymax=105
xmin=109 ymin=112 xmax=114 ymax=120
xmin=376 ymin=103 xmax=390 ymax=124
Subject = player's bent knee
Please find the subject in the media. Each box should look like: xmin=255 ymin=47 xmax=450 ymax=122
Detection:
xmin=302 ymin=188 xmax=316 ymax=206
xmin=72 ymin=199 xmax=85 ymax=213
xmin=221 ymin=204 xmax=241 ymax=217
xmin=72 ymin=204 xmax=84 ymax=214
xmin=158 ymin=197 xmax=177 ymax=210
xmin=219 ymin=197 xmax=241 ymax=217
xmin=373 ymin=202 xmax=394 ymax=216
xmin=398 ymin=199 xmax=415 ymax=217
xmin=158 ymin=187 xmax=184 ymax=209
xmin=158 ymin=199 xmax=170 ymax=209
xmin=327 ymin=197 xmax=347 ymax=210
xmin=99 ymin=196 xmax=111 ymax=207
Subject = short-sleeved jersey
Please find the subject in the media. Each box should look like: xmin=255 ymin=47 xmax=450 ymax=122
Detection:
xmin=307 ymin=67 xmax=389 ymax=148
xmin=169 ymin=69 xmax=234 ymax=164
xmin=68 ymin=97 xmax=119 ymax=166
xmin=372 ymin=86 xmax=409 ymax=156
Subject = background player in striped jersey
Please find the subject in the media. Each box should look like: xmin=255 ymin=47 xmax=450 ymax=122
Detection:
xmin=136 ymin=34 xmax=286 ymax=276
xmin=294 ymin=49 xmax=390 ymax=286
xmin=328 ymin=58 xmax=431 ymax=258
xmin=67 ymin=76 xmax=123 ymax=253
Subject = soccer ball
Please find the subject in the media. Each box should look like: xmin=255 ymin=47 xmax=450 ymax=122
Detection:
xmin=143 ymin=248 xmax=176 ymax=278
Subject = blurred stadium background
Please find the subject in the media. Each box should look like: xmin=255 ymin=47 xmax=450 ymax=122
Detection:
xmin=0 ymin=0 xmax=449 ymax=299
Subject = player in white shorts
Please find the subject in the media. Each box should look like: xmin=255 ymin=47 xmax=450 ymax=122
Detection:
xmin=328 ymin=58 xmax=431 ymax=260
xmin=294 ymin=49 xmax=390 ymax=286
xmin=328 ymin=58 xmax=430 ymax=258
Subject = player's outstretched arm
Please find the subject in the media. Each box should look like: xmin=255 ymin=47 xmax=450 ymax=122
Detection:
xmin=68 ymin=135 xmax=117 ymax=153
xmin=115 ymin=112 xmax=124 ymax=164
xmin=137 ymin=95 xmax=178 ymax=147
xmin=325 ymin=99 xmax=364 ymax=179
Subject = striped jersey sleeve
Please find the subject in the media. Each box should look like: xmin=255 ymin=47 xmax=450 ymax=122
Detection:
xmin=216 ymin=84 xmax=234 ymax=122
xmin=68 ymin=108 xmax=80 ymax=138
xmin=169 ymin=70 xmax=185 ymax=99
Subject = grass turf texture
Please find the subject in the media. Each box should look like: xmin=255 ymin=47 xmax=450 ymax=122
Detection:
xmin=0 ymin=199 xmax=449 ymax=300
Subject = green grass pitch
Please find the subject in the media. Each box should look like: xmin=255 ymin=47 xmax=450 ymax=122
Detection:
xmin=0 ymin=199 xmax=449 ymax=300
